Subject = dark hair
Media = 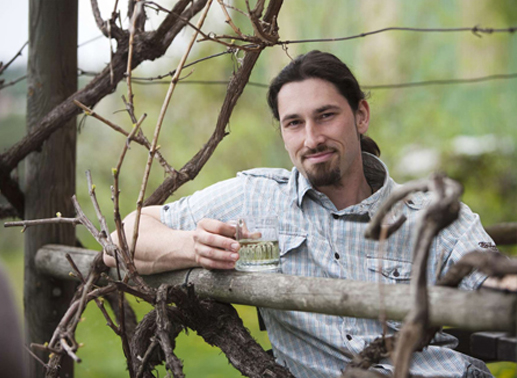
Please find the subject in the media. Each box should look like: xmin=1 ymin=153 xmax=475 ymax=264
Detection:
xmin=267 ymin=50 xmax=380 ymax=156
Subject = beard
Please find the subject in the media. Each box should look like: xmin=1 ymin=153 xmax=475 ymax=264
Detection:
xmin=302 ymin=145 xmax=342 ymax=188
xmin=306 ymin=163 xmax=341 ymax=188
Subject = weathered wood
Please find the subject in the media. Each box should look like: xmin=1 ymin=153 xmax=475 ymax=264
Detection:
xmin=37 ymin=245 xmax=517 ymax=333
xmin=25 ymin=2 xmax=78 ymax=377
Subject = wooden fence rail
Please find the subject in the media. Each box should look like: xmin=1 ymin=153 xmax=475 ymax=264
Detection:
xmin=36 ymin=244 xmax=517 ymax=333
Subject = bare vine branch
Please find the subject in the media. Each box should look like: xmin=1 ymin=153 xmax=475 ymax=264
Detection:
xmin=73 ymin=100 xmax=173 ymax=174
xmin=438 ymin=251 xmax=517 ymax=287
xmin=0 ymin=41 xmax=28 ymax=75
xmin=144 ymin=0 xmax=285 ymax=205
xmin=125 ymin=0 xmax=145 ymax=121
xmin=0 ymin=74 xmax=28 ymax=91
xmin=131 ymin=0 xmax=214 ymax=258
xmin=0 ymin=0 xmax=207 ymax=176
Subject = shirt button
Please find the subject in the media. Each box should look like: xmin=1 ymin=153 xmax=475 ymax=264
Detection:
xmin=163 ymin=205 xmax=170 ymax=211
xmin=346 ymin=334 xmax=353 ymax=341
xmin=334 ymin=253 xmax=340 ymax=260
xmin=332 ymin=214 xmax=339 ymax=219
xmin=393 ymin=269 xmax=400 ymax=277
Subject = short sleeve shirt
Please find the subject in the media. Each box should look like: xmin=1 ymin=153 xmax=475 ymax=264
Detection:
xmin=161 ymin=153 xmax=494 ymax=378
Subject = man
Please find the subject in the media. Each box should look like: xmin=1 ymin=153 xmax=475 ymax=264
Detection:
xmin=105 ymin=51 xmax=496 ymax=377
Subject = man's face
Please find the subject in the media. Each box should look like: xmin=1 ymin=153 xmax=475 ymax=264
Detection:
xmin=277 ymin=78 xmax=370 ymax=189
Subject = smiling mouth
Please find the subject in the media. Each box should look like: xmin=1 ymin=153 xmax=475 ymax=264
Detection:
xmin=302 ymin=148 xmax=336 ymax=164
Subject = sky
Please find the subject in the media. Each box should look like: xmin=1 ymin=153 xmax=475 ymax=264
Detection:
xmin=0 ymin=1 xmax=29 ymax=67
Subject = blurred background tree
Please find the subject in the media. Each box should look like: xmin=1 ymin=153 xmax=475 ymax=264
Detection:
xmin=0 ymin=0 xmax=516 ymax=376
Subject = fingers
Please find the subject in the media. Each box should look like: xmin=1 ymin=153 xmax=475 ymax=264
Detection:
xmin=235 ymin=219 xmax=261 ymax=240
xmin=193 ymin=219 xmax=240 ymax=270
xmin=199 ymin=218 xmax=238 ymax=239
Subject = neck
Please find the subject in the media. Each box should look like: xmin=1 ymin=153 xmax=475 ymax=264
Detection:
xmin=315 ymin=154 xmax=372 ymax=210
xmin=317 ymin=175 xmax=372 ymax=210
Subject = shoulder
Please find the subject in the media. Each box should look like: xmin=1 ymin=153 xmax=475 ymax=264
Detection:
xmin=237 ymin=168 xmax=292 ymax=184
xmin=391 ymin=180 xmax=481 ymax=227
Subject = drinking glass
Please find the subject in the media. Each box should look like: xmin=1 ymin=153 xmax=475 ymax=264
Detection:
xmin=233 ymin=216 xmax=280 ymax=272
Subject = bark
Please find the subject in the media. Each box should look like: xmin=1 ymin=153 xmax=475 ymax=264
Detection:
xmin=131 ymin=284 xmax=294 ymax=378
xmin=24 ymin=1 xmax=79 ymax=377
xmin=35 ymin=246 xmax=517 ymax=332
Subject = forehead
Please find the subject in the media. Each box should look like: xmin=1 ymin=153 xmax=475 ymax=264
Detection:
xmin=277 ymin=78 xmax=349 ymax=119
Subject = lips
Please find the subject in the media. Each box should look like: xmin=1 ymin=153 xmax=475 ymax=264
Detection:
xmin=302 ymin=147 xmax=337 ymax=164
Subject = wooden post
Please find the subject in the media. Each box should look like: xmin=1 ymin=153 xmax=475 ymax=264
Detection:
xmin=25 ymin=1 xmax=78 ymax=377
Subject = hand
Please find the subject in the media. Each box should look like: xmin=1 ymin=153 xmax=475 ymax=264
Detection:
xmin=192 ymin=218 xmax=240 ymax=270
xmin=482 ymin=274 xmax=517 ymax=292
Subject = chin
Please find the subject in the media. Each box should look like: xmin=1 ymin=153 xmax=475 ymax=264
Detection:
xmin=306 ymin=165 xmax=341 ymax=188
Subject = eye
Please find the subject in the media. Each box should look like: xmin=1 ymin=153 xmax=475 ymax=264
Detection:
xmin=320 ymin=112 xmax=335 ymax=120
xmin=283 ymin=119 xmax=301 ymax=128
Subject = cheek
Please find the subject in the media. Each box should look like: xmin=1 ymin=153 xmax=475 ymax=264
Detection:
xmin=282 ymin=133 xmax=300 ymax=156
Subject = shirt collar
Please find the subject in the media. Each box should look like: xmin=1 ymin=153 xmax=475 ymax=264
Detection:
xmin=289 ymin=152 xmax=394 ymax=217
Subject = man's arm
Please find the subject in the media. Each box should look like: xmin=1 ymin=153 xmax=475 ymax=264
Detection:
xmin=482 ymin=275 xmax=517 ymax=291
xmin=103 ymin=206 xmax=240 ymax=274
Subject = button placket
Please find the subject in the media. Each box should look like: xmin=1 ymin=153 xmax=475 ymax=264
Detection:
xmin=328 ymin=213 xmax=344 ymax=274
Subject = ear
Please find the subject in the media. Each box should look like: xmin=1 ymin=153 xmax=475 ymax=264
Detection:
xmin=356 ymin=100 xmax=370 ymax=135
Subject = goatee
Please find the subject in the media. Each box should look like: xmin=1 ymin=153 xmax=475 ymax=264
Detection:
xmin=306 ymin=164 xmax=341 ymax=188
xmin=302 ymin=145 xmax=342 ymax=188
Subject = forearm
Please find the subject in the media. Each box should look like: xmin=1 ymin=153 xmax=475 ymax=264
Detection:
xmin=482 ymin=275 xmax=517 ymax=291
xmin=104 ymin=207 xmax=199 ymax=275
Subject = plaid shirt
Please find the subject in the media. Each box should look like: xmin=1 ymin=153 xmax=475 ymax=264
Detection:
xmin=161 ymin=153 xmax=494 ymax=378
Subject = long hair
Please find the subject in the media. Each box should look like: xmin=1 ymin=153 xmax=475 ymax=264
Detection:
xmin=267 ymin=50 xmax=380 ymax=157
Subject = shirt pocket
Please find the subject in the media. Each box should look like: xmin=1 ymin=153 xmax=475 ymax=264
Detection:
xmin=366 ymin=257 xmax=412 ymax=284
xmin=367 ymin=257 xmax=412 ymax=331
xmin=278 ymin=231 xmax=308 ymax=275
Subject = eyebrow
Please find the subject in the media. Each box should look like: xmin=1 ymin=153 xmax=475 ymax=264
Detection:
xmin=280 ymin=113 xmax=300 ymax=124
xmin=280 ymin=104 xmax=341 ymax=124
xmin=314 ymin=104 xmax=341 ymax=114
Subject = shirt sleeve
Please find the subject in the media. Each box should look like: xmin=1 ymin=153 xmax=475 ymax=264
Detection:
xmin=160 ymin=176 xmax=245 ymax=230
xmin=438 ymin=203 xmax=494 ymax=291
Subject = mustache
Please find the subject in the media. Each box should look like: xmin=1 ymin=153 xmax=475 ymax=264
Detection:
xmin=302 ymin=145 xmax=337 ymax=160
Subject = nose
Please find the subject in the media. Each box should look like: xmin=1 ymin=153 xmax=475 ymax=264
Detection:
xmin=304 ymin=121 xmax=325 ymax=149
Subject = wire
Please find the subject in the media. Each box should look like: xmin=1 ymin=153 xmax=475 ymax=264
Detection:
xmin=122 ymin=72 xmax=517 ymax=90
xmin=78 ymin=34 xmax=105 ymax=48
xmin=362 ymin=73 xmax=517 ymax=90
xmin=279 ymin=25 xmax=517 ymax=45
